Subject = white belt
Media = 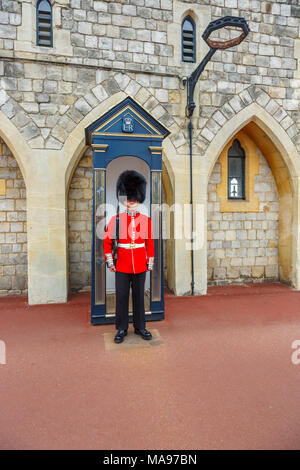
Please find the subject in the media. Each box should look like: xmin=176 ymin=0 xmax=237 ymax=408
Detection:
xmin=118 ymin=242 xmax=145 ymax=249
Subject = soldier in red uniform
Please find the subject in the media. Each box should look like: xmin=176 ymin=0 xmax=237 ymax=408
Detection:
xmin=103 ymin=170 xmax=154 ymax=344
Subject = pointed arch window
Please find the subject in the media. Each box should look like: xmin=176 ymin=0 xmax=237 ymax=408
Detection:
xmin=182 ymin=16 xmax=196 ymax=63
xmin=37 ymin=0 xmax=53 ymax=47
xmin=228 ymin=139 xmax=245 ymax=199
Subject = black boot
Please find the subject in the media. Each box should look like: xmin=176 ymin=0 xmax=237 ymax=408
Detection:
xmin=134 ymin=328 xmax=152 ymax=340
xmin=114 ymin=329 xmax=127 ymax=343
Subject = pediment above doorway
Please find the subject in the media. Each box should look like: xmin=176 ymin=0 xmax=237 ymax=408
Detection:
xmin=86 ymin=96 xmax=170 ymax=145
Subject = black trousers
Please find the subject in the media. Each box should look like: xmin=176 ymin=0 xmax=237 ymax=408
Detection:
xmin=115 ymin=271 xmax=146 ymax=331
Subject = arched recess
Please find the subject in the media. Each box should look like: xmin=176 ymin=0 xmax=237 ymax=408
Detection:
xmin=63 ymin=93 xmax=176 ymax=295
xmin=64 ymin=92 xmax=127 ymax=194
xmin=0 ymin=110 xmax=30 ymax=186
xmin=64 ymin=93 xmax=127 ymax=295
xmin=0 ymin=113 xmax=30 ymax=295
xmin=64 ymin=92 xmax=175 ymax=197
xmin=205 ymin=102 xmax=300 ymax=288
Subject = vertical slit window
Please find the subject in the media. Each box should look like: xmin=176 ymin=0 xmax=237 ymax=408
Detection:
xmin=182 ymin=16 xmax=196 ymax=63
xmin=37 ymin=0 xmax=52 ymax=47
xmin=228 ymin=139 xmax=245 ymax=200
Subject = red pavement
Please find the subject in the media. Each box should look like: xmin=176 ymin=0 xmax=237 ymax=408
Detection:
xmin=1 ymin=282 xmax=300 ymax=450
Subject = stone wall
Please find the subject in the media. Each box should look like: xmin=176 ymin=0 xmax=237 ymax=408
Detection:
xmin=207 ymin=148 xmax=279 ymax=285
xmin=0 ymin=138 xmax=27 ymax=295
xmin=0 ymin=1 xmax=299 ymax=155
xmin=68 ymin=0 xmax=173 ymax=69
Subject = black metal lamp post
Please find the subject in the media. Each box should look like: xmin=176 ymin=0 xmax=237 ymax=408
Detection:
xmin=183 ymin=16 xmax=250 ymax=295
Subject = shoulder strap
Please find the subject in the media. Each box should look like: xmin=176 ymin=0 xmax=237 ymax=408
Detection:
xmin=116 ymin=214 xmax=119 ymax=241
xmin=114 ymin=203 xmax=120 ymax=242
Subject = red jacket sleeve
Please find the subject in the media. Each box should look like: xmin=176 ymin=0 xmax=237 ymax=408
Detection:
xmin=145 ymin=216 xmax=154 ymax=263
xmin=103 ymin=215 xmax=116 ymax=266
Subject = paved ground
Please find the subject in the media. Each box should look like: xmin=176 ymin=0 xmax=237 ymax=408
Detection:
xmin=0 ymin=282 xmax=300 ymax=450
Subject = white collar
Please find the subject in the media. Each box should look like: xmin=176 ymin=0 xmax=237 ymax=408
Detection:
xmin=125 ymin=209 xmax=139 ymax=216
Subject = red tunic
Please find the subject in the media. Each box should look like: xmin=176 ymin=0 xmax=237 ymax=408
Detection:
xmin=103 ymin=210 xmax=155 ymax=274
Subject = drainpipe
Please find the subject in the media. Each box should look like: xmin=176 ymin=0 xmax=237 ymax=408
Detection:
xmin=184 ymin=48 xmax=217 ymax=296
xmin=184 ymin=47 xmax=217 ymax=296
xmin=188 ymin=118 xmax=194 ymax=296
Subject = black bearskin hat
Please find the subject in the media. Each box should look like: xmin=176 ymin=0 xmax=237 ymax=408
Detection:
xmin=116 ymin=170 xmax=146 ymax=203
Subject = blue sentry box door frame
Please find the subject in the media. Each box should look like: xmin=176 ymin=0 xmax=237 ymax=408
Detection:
xmin=86 ymin=97 xmax=170 ymax=325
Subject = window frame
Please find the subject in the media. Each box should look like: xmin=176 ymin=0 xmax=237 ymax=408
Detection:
xmin=181 ymin=16 xmax=196 ymax=63
xmin=36 ymin=0 xmax=53 ymax=48
xmin=227 ymin=139 xmax=246 ymax=200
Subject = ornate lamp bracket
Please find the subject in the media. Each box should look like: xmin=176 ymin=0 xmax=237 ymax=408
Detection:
xmin=185 ymin=16 xmax=250 ymax=118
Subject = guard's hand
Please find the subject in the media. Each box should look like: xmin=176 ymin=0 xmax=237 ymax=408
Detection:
xmin=109 ymin=265 xmax=116 ymax=272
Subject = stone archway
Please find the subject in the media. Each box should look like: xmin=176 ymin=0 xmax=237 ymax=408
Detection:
xmin=203 ymin=103 xmax=300 ymax=291
xmin=19 ymin=77 xmax=187 ymax=304
xmin=63 ymin=93 xmax=178 ymax=297
xmin=0 ymin=137 xmax=28 ymax=295
xmin=207 ymin=128 xmax=282 ymax=285
xmin=0 ymin=111 xmax=30 ymax=297
xmin=0 ymin=110 xmax=29 ymax=184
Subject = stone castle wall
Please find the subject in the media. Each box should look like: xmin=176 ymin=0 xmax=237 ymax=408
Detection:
xmin=0 ymin=1 xmax=300 ymax=299
xmin=0 ymin=0 xmax=299 ymax=154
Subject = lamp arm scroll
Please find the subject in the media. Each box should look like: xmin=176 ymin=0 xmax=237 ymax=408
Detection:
xmin=186 ymin=47 xmax=217 ymax=118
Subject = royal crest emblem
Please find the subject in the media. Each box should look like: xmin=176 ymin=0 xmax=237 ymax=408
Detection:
xmin=122 ymin=115 xmax=134 ymax=133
